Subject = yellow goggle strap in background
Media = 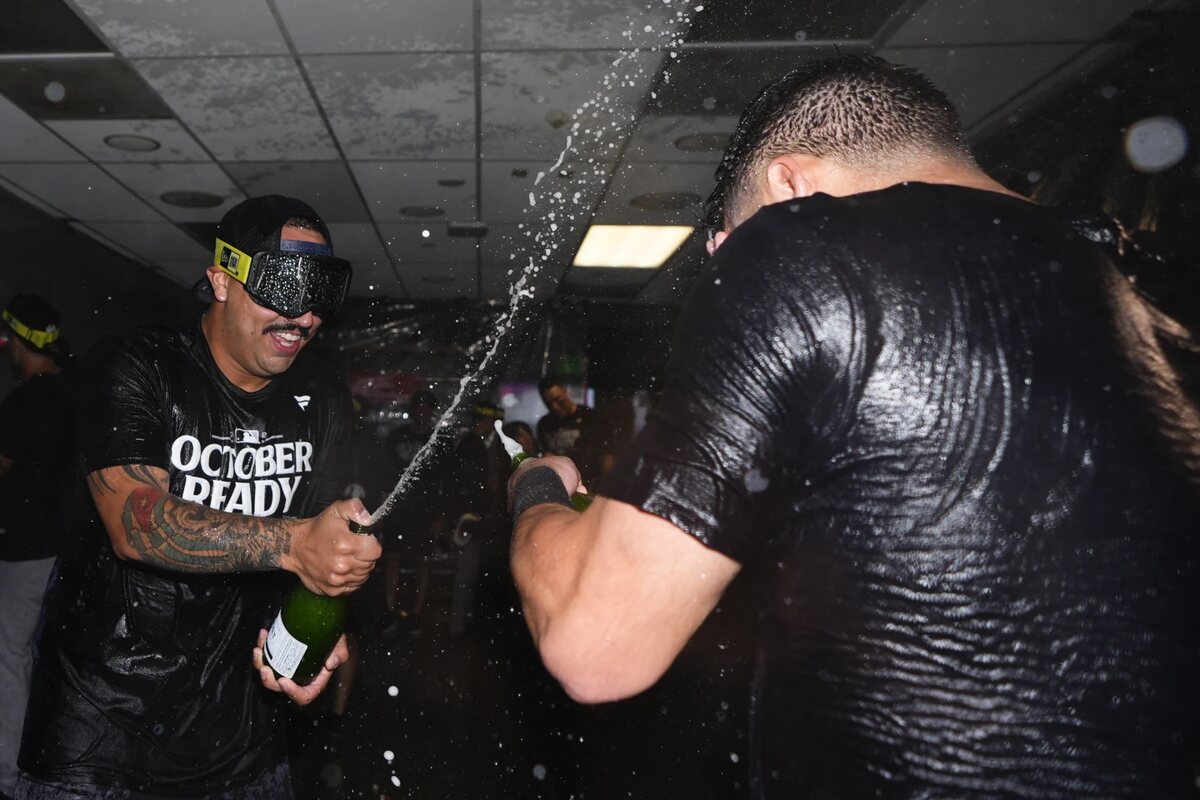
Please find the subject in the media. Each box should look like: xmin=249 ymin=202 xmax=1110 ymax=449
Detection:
xmin=214 ymin=238 xmax=253 ymax=284
xmin=1 ymin=309 xmax=59 ymax=349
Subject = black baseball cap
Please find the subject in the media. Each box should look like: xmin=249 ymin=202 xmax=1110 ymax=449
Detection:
xmin=193 ymin=195 xmax=336 ymax=304
xmin=1 ymin=293 xmax=61 ymax=351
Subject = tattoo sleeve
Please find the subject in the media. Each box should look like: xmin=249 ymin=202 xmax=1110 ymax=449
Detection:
xmin=89 ymin=464 xmax=292 ymax=573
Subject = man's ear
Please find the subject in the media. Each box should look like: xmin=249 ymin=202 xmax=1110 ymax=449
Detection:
xmin=206 ymin=266 xmax=230 ymax=303
xmin=706 ymin=230 xmax=730 ymax=256
xmin=763 ymin=154 xmax=820 ymax=204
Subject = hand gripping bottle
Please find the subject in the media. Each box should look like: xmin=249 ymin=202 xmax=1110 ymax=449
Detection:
xmin=495 ymin=420 xmax=593 ymax=511
xmin=264 ymin=520 xmax=374 ymax=683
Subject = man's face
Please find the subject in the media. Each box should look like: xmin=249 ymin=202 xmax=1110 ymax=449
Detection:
xmin=207 ymin=225 xmax=326 ymax=390
xmin=541 ymin=384 xmax=577 ymax=419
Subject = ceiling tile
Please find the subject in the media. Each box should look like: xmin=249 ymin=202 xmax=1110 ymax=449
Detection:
xmin=482 ymin=0 xmax=682 ymax=49
xmin=481 ymin=50 xmax=663 ymax=159
xmin=646 ymin=46 xmax=846 ymax=117
xmin=134 ymin=57 xmax=337 ymax=161
xmin=480 ymin=160 xmax=613 ymax=224
xmin=306 ymin=54 xmax=475 ymax=160
xmin=104 ymin=162 xmax=244 ymax=221
xmin=350 ymin=161 xmax=476 ymax=224
xmin=69 ymin=0 xmax=288 ymax=57
xmin=624 ymin=114 xmax=736 ymax=164
xmin=274 ymin=0 xmax=473 ymax=53
xmin=480 ymin=255 xmax=563 ymax=302
xmin=481 ymin=221 xmax=585 ymax=281
xmin=0 ymin=94 xmax=84 ymax=161
xmin=685 ymin=0 xmax=903 ymax=42
xmin=379 ymin=222 xmax=482 ymax=265
xmin=84 ymin=220 xmax=210 ymax=262
xmin=46 ymin=118 xmax=211 ymax=162
xmin=224 ymin=161 xmax=369 ymax=222
xmin=323 ymin=222 xmax=401 ymax=296
xmin=3 ymin=0 xmax=108 ymax=55
xmin=593 ymin=161 xmax=711 ymax=225
xmin=0 ymin=57 xmax=172 ymax=121
xmin=404 ymin=262 xmax=478 ymax=300
xmin=886 ymin=0 xmax=1153 ymax=46
xmin=878 ymin=44 xmax=1084 ymax=129
xmin=0 ymin=162 xmax=160 ymax=221
xmin=68 ymin=221 xmax=149 ymax=264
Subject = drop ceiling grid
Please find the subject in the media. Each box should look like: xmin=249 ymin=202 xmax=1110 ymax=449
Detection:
xmin=7 ymin=0 xmax=1166 ymax=302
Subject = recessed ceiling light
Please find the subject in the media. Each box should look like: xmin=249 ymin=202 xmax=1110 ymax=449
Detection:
xmin=43 ymin=82 xmax=66 ymax=103
xmin=572 ymin=225 xmax=694 ymax=269
xmin=629 ymin=191 xmax=701 ymax=211
xmin=420 ymin=275 xmax=455 ymax=285
xmin=104 ymin=133 xmax=161 ymax=152
xmin=160 ymin=190 xmax=224 ymax=209
xmin=674 ymin=133 xmax=729 ymax=152
xmin=400 ymin=206 xmax=445 ymax=218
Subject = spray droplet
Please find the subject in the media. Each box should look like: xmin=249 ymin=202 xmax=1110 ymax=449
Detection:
xmin=387 ymin=685 xmax=399 ymax=697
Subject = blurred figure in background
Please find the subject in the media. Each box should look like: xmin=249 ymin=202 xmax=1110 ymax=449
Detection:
xmin=501 ymin=419 xmax=539 ymax=459
xmin=536 ymin=376 xmax=613 ymax=485
xmin=0 ymin=294 xmax=82 ymax=800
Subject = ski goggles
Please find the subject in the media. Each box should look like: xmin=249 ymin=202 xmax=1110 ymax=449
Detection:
xmin=213 ymin=237 xmax=351 ymax=319
xmin=0 ymin=309 xmax=59 ymax=349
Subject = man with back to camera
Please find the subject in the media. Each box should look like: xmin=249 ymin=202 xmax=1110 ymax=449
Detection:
xmin=15 ymin=196 xmax=382 ymax=800
xmin=0 ymin=295 xmax=83 ymax=800
xmin=507 ymin=57 xmax=1200 ymax=797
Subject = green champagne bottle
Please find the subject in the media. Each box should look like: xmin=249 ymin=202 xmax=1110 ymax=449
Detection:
xmin=494 ymin=421 xmax=593 ymax=511
xmin=263 ymin=520 xmax=373 ymax=684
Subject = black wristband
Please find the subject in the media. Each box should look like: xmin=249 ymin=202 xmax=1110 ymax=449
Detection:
xmin=512 ymin=466 xmax=571 ymax=517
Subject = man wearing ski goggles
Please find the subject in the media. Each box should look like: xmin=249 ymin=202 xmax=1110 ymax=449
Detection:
xmin=193 ymin=195 xmax=354 ymax=389
xmin=211 ymin=236 xmax=351 ymax=320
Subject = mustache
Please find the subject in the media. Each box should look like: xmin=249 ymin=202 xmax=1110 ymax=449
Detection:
xmin=263 ymin=323 xmax=311 ymax=340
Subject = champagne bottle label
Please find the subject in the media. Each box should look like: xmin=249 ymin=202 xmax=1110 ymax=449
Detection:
xmin=263 ymin=612 xmax=308 ymax=679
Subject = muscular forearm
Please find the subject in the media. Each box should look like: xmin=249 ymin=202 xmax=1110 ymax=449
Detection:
xmin=510 ymin=503 xmax=590 ymax=644
xmin=88 ymin=465 xmax=297 ymax=573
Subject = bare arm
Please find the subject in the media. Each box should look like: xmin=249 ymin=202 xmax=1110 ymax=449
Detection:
xmin=86 ymin=464 xmax=380 ymax=594
xmin=510 ymin=459 xmax=740 ymax=704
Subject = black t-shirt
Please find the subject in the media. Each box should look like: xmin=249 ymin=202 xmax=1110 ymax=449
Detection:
xmin=538 ymin=404 xmax=612 ymax=484
xmin=0 ymin=371 xmax=85 ymax=560
xmin=600 ymin=184 xmax=1200 ymax=798
xmin=21 ymin=324 xmax=352 ymax=794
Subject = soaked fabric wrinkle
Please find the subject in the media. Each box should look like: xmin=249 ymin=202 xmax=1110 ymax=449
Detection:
xmin=600 ymin=183 xmax=1200 ymax=798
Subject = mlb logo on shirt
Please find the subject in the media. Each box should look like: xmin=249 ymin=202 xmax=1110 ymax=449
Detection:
xmin=233 ymin=428 xmax=261 ymax=445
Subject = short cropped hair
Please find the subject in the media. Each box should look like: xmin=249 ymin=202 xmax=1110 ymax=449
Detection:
xmin=537 ymin=376 xmax=565 ymax=396
xmin=704 ymin=55 xmax=974 ymax=233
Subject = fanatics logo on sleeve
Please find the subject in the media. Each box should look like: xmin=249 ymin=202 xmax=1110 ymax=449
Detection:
xmin=294 ymin=395 xmax=311 ymax=410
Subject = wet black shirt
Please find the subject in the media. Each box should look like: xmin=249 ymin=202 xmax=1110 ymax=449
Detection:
xmin=21 ymin=325 xmax=352 ymax=795
xmin=0 ymin=371 xmax=84 ymax=560
xmin=600 ymin=184 xmax=1200 ymax=798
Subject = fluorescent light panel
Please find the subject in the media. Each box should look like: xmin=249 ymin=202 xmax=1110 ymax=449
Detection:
xmin=572 ymin=224 xmax=694 ymax=269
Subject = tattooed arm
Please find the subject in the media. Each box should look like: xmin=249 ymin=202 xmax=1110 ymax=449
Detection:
xmin=86 ymin=463 xmax=382 ymax=594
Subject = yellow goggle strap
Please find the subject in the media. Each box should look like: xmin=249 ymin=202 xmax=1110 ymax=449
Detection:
xmin=1 ymin=309 xmax=59 ymax=349
xmin=214 ymin=238 xmax=253 ymax=284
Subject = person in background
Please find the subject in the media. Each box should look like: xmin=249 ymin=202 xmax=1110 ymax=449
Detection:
xmin=15 ymin=196 xmax=381 ymax=800
xmin=506 ymin=56 xmax=1200 ymax=797
xmin=501 ymin=420 xmax=539 ymax=459
xmin=0 ymin=295 xmax=82 ymax=800
xmin=381 ymin=389 xmax=445 ymax=633
xmin=535 ymin=377 xmax=613 ymax=485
